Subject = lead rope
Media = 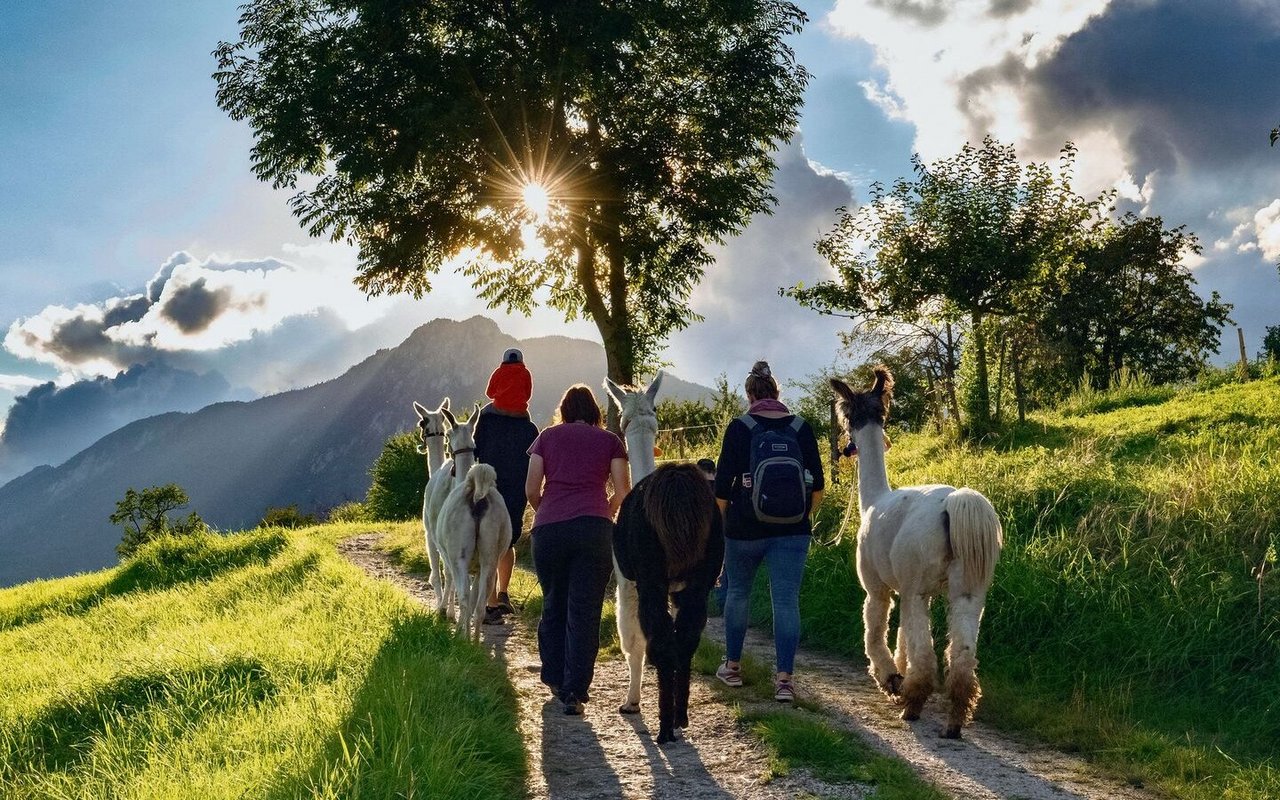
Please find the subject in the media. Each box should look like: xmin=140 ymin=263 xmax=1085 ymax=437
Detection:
xmin=817 ymin=481 xmax=859 ymax=548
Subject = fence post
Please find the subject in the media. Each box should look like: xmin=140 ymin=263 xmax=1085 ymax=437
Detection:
xmin=1238 ymin=327 xmax=1250 ymax=379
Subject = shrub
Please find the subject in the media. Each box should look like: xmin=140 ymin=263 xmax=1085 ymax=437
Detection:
xmin=326 ymin=501 xmax=370 ymax=523
xmin=258 ymin=504 xmax=318 ymax=529
xmin=110 ymin=484 xmax=208 ymax=559
xmin=365 ymin=432 xmax=428 ymax=521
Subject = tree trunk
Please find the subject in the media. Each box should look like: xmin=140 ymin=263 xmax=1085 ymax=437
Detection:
xmin=993 ymin=337 xmax=1007 ymax=424
xmin=1013 ymin=344 xmax=1027 ymax=424
xmin=945 ymin=321 xmax=962 ymax=425
xmin=967 ymin=311 xmax=991 ymax=435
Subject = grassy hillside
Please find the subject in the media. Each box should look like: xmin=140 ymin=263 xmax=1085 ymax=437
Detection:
xmin=793 ymin=374 xmax=1280 ymax=799
xmin=0 ymin=526 xmax=524 ymax=799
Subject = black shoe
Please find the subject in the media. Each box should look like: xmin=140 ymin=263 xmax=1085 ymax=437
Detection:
xmin=482 ymin=606 xmax=504 ymax=625
xmin=496 ymin=592 xmax=517 ymax=614
xmin=563 ymin=694 xmax=584 ymax=715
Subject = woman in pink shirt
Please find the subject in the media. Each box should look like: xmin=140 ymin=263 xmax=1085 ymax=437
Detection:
xmin=525 ymin=385 xmax=630 ymax=715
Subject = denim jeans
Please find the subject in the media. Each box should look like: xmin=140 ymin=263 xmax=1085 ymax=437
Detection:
xmin=722 ymin=534 xmax=810 ymax=674
xmin=531 ymin=515 xmax=614 ymax=701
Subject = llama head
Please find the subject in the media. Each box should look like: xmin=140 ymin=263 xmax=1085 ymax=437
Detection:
xmin=831 ymin=366 xmax=894 ymax=434
xmin=605 ymin=371 xmax=662 ymax=437
xmin=440 ymin=402 xmax=480 ymax=455
xmin=413 ymin=398 xmax=450 ymax=454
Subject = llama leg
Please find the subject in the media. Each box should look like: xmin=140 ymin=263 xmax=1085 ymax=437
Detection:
xmin=894 ymin=622 xmax=908 ymax=676
xmin=943 ymin=590 xmax=986 ymax=738
xmin=672 ymin=587 xmax=710 ymax=732
xmin=898 ymin=593 xmax=937 ymax=721
xmin=616 ymin=578 xmax=644 ymax=713
xmin=862 ymin=585 xmax=900 ymax=695
xmin=450 ymin=554 xmax=473 ymax=639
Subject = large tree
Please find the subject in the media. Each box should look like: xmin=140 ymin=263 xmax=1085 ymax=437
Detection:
xmin=787 ymin=138 xmax=1099 ymax=433
xmin=1038 ymin=214 xmax=1232 ymax=387
xmin=214 ymin=1 xmax=808 ymax=383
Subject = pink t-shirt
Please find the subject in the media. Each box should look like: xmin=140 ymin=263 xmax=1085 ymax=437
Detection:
xmin=528 ymin=422 xmax=627 ymax=527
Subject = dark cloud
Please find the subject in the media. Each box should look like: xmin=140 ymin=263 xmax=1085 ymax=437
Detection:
xmin=160 ymin=277 xmax=237 ymax=333
xmin=0 ymin=362 xmax=238 ymax=483
xmin=1024 ymin=0 xmax=1280 ymax=174
xmin=101 ymin=294 xmax=151 ymax=328
xmin=870 ymin=0 xmax=950 ymax=26
xmin=988 ymin=0 xmax=1032 ymax=18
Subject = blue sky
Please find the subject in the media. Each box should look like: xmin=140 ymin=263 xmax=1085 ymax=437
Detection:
xmin=3 ymin=0 xmax=1280 ymax=470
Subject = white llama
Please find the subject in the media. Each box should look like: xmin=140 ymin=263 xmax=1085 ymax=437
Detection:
xmin=438 ymin=462 xmax=513 ymax=641
xmin=831 ymin=368 xmax=1003 ymax=739
xmin=604 ymin=372 xmax=663 ymax=714
xmin=423 ymin=403 xmax=480 ymax=618
xmin=415 ymin=399 xmax=451 ymax=606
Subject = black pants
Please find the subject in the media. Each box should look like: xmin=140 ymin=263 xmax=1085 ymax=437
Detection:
xmin=531 ymin=515 xmax=614 ymax=701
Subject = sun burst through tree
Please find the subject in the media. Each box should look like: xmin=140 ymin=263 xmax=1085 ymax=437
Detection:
xmin=215 ymin=1 xmax=810 ymax=384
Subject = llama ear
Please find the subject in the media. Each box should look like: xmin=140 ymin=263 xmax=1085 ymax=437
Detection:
xmin=830 ymin=378 xmax=855 ymax=403
xmin=871 ymin=366 xmax=894 ymax=396
xmin=604 ymin=378 xmax=627 ymax=410
xmin=439 ymin=397 xmax=451 ymax=413
xmin=413 ymin=401 xmax=428 ymax=420
xmin=470 ymin=403 xmax=482 ymax=427
xmin=441 ymin=406 xmax=458 ymax=428
xmin=644 ymin=371 xmax=664 ymax=404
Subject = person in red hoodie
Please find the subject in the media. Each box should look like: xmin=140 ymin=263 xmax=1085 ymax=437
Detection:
xmin=474 ymin=348 xmax=539 ymax=623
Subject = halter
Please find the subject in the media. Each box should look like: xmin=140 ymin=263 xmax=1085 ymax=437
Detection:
xmin=451 ymin=446 xmax=476 ymax=457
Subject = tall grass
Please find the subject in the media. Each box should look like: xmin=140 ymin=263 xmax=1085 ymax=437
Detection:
xmin=0 ymin=526 xmax=524 ymax=799
xmin=790 ymin=375 xmax=1280 ymax=799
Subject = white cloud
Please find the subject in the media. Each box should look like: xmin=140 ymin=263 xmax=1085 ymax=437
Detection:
xmin=0 ymin=373 xmax=47 ymax=392
xmin=1211 ymin=199 xmax=1280 ymax=262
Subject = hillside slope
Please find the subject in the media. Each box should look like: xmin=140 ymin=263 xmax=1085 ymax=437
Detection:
xmin=0 ymin=316 xmax=711 ymax=586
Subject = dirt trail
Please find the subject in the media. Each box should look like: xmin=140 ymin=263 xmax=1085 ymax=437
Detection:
xmin=339 ymin=533 xmax=1161 ymax=800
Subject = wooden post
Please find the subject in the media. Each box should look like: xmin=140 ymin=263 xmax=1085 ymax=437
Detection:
xmin=1239 ymin=327 xmax=1250 ymax=379
xmin=829 ymin=401 xmax=840 ymax=486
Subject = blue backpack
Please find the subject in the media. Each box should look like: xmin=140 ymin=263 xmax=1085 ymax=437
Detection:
xmin=738 ymin=414 xmax=807 ymax=524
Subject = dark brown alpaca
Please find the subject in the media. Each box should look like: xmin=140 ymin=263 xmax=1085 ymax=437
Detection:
xmin=613 ymin=463 xmax=725 ymax=744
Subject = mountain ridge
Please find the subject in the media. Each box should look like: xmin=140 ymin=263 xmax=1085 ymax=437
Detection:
xmin=0 ymin=316 xmax=713 ymax=586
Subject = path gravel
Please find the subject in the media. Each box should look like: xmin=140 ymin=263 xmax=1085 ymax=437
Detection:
xmin=338 ymin=532 xmax=1163 ymax=800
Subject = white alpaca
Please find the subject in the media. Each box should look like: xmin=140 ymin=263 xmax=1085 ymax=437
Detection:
xmin=415 ymin=399 xmax=451 ymax=608
xmin=831 ymin=368 xmax=1003 ymax=739
xmin=423 ymin=403 xmax=480 ymax=618
xmin=604 ymin=372 xmax=663 ymax=714
xmin=438 ymin=462 xmax=513 ymax=641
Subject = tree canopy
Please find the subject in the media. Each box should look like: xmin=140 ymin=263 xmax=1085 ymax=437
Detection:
xmin=110 ymin=483 xmax=207 ymax=558
xmin=214 ymin=0 xmax=809 ymax=382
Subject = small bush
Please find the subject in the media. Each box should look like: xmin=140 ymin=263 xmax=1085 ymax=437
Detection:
xmin=258 ymin=504 xmax=317 ymax=529
xmin=365 ymin=432 xmax=428 ymax=521
xmin=326 ymin=501 xmax=370 ymax=523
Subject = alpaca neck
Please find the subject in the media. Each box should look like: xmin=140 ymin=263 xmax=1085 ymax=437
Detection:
xmin=422 ymin=437 xmax=446 ymax=478
xmin=453 ymin=448 xmax=476 ymax=479
xmin=854 ymin=424 xmax=892 ymax=513
xmin=626 ymin=428 xmax=657 ymax=487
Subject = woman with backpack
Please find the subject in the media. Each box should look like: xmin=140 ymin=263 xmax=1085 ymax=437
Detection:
xmin=713 ymin=361 xmax=824 ymax=702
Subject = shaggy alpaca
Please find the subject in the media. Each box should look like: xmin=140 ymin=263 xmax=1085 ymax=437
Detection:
xmin=423 ymin=403 xmax=480 ymax=618
xmin=438 ymin=462 xmax=513 ymax=641
xmin=415 ymin=399 xmax=451 ymax=609
xmin=613 ymin=463 xmax=724 ymax=744
xmin=832 ymin=368 xmax=1003 ymax=739
xmin=603 ymin=373 xmax=662 ymax=715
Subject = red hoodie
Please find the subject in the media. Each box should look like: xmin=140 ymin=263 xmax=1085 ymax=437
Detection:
xmin=486 ymin=361 xmax=532 ymax=415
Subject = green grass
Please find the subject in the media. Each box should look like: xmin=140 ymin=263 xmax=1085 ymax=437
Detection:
xmin=0 ymin=525 xmax=525 ymax=799
xmin=789 ymin=374 xmax=1280 ymax=800
xmin=743 ymin=709 xmax=947 ymax=800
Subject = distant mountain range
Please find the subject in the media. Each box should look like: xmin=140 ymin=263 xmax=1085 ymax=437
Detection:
xmin=0 ymin=316 xmax=712 ymax=587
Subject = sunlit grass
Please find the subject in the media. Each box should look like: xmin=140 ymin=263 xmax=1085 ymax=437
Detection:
xmin=0 ymin=526 xmax=524 ymax=799
xmin=793 ymin=375 xmax=1280 ymax=799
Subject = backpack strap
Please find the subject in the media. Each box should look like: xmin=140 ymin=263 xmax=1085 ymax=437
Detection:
xmin=737 ymin=413 xmax=757 ymax=430
xmin=789 ymin=416 xmax=803 ymax=432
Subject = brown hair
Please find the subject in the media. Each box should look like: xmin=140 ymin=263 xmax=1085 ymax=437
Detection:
xmin=555 ymin=384 xmax=603 ymax=427
xmin=744 ymin=360 xmax=780 ymax=401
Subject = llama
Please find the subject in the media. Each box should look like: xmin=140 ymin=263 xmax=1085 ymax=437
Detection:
xmin=613 ymin=463 xmax=724 ymax=744
xmin=423 ymin=403 xmax=480 ymax=618
xmin=831 ymin=368 xmax=1003 ymax=739
xmin=604 ymin=373 xmax=663 ymax=715
xmin=437 ymin=462 xmax=513 ymax=641
xmin=415 ymin=398 xmax=451 ymax=609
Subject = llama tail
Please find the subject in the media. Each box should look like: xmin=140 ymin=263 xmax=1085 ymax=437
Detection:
xmin=642 ymin=463 xmax=715 ymax=580
xmin=463 ymin=463 xmax=497 ymax=521
xmin=944 ymin=488 xmax=1003 ymax=593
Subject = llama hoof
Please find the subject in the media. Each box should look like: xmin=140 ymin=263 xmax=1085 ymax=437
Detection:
xmin=618 ymin=702 xmax=641 ymax=715
xmin=901 ymin=708 xmax=921 ymax=721
xmin=883 ymin=673 xmax=904 ymax=696
xmin=657 ymin=728 xmax=676 ymax=744
xmin=941 ymin=724 xmax=963 ymax=739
